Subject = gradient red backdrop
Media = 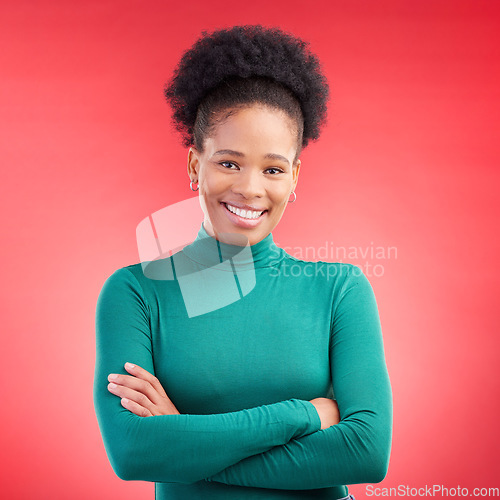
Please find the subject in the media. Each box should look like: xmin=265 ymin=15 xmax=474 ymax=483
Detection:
xmin=1 ymin=1 xmax=499 ymax=498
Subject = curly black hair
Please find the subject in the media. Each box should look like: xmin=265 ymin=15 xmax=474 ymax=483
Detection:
xmin=164 ymin=25 xmax=329 ymax=161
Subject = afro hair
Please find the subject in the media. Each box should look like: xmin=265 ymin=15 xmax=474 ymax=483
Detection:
xmin=164 ymin=24 xmax=329 ymax=154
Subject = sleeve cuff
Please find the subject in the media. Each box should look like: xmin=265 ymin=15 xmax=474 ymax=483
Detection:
xmin=297 ymin=399 xmax=322 ymax=433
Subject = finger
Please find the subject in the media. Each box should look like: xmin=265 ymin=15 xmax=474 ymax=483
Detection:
xmin=123 ymin=362 xmax=169 ymax=398
xmin=120 ymin=397 xmax=153 ymax=417
xmin=108 ymin=382 xmax=157 ymax=414
xmin=108 ymin=373 xmax=164 ymax=406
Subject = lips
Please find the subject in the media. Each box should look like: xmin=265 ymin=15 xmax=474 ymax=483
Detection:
xmin=223 ymin=202 xmax=267 ymax=218
xmin=220 ymin=202 xmax=268 ymax=228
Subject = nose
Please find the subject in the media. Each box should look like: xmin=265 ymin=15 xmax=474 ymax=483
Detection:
xmin=231 ymin=168 xmax=265 ymax=199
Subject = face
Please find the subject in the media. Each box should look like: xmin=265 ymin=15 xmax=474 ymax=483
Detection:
xmin=187 ymin=105 xmax=301 ymax=246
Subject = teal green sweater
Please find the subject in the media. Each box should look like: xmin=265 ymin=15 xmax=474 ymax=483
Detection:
xmin=93 ymin=222 xmax=392 ymax=499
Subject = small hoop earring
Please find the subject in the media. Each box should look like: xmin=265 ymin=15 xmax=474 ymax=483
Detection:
xmin=190 ymin=180 xmax=199 ymax=192
xmin=288 ymin=191 xmax=296 ymax=203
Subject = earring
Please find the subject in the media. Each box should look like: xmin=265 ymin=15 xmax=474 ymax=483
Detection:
xmin=190 ymin=180 xmax=199 ymax=192
xmin=288 ymin=191 xmax=296 ymax=203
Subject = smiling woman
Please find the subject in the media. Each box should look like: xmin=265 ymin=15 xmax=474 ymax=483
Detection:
xmin=93 ymin=24 xmax=392 ymax=500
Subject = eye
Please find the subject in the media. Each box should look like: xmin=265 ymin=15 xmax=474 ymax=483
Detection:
xmin=219 ymin=161 xmax=239 ymax=169
xmin=265 ymin=167 xmax=285 ymax=175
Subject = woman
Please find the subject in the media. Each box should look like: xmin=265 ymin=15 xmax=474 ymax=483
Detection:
xmin=93 ymin=24 xmax=393 ymax=500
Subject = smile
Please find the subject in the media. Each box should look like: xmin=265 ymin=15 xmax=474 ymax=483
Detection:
xmin=221 ymin=202 xmax=268 ymax=228
xmin=223 ymin=203 xmax=266 ymax=219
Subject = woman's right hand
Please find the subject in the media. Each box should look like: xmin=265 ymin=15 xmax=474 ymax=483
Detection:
xmin=309 ymin=397 xmax=340 ymax=429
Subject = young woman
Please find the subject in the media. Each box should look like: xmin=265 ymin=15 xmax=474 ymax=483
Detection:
xmin=93 ymin=24 xmax=393 ymax=500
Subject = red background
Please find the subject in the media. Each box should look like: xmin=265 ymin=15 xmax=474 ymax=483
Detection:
xmin=1 ymin=1 xmax=499 ymax=498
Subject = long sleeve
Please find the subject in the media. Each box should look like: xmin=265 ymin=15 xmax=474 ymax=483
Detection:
xmin=93 ymin=267 xmax=321 ymax=484
xmin=204 ymin=265 xmax=393 ymax=489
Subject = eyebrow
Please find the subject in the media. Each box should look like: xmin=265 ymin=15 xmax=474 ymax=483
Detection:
xmin=211 ymin=149 xmax=290 ymax=166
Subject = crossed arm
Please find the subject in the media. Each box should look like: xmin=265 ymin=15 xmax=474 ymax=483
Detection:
xmin=93 ymin=265 xmax=392 ymax=488
xmin=106 ymin=363 xmax=339 ymax=429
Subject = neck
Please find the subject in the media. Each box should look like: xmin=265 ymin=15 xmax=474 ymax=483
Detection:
xmin=203 ymin=220 xmax=265 ymax=247
xmin=182 ymin=222 xmax=283 ymax=269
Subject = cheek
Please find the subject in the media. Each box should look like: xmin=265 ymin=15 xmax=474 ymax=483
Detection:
xmin=271 ymin=185 xmax=292 ymax=203
xmin=199 ymin=181 xmax=224 ymax=219
xmin=198 ymin=181 xmax=213 ymax=201
xmin=201 ymin=173 xmax=225 ymax=196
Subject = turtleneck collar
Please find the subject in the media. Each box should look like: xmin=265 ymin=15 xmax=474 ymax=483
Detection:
xmin=182 ymin=222 xmax=283 ymax=270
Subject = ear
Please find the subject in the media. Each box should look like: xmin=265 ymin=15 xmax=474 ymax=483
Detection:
xmin=292 ymin=159 xmax=301 ymax=191
xmin=187 ymin=147 xmax=200 ymax=180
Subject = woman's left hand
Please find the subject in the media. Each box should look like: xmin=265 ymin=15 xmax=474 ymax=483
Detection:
xmin=107 ymin=362 xmax=180 ymax=417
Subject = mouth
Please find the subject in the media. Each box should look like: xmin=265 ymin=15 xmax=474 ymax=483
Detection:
xmin=221 ymin=202 xmax=268 ymax=228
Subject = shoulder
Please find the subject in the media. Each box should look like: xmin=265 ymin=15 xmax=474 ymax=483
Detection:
xmin=280 ymin=249 xmax=375 ymax=291
xmin=98 ymin=258 xmax=184 ymax=305
xmin=102 ymin=256 xmax=180 ymax=286
xmin=97 ymin=263 xmax=149 ymax=305
xmin=100 ymin=263 xmax=143 ymax=287
xmin=280 ymin=249 xmax=355 ymax=281
xmin=331 ymin=263 xmax=379 ymax=318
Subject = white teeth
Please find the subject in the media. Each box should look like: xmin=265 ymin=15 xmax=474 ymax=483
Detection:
xmin=225 ymin=203 xmax=264 ymax=219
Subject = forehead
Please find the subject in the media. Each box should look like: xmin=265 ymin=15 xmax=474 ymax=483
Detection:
xmin=205 ymin=105 xmax=298 ymax=156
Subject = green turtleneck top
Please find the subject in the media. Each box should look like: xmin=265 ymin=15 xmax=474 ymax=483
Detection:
xmin=93 ymin=222 xmax=392 ymax=499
